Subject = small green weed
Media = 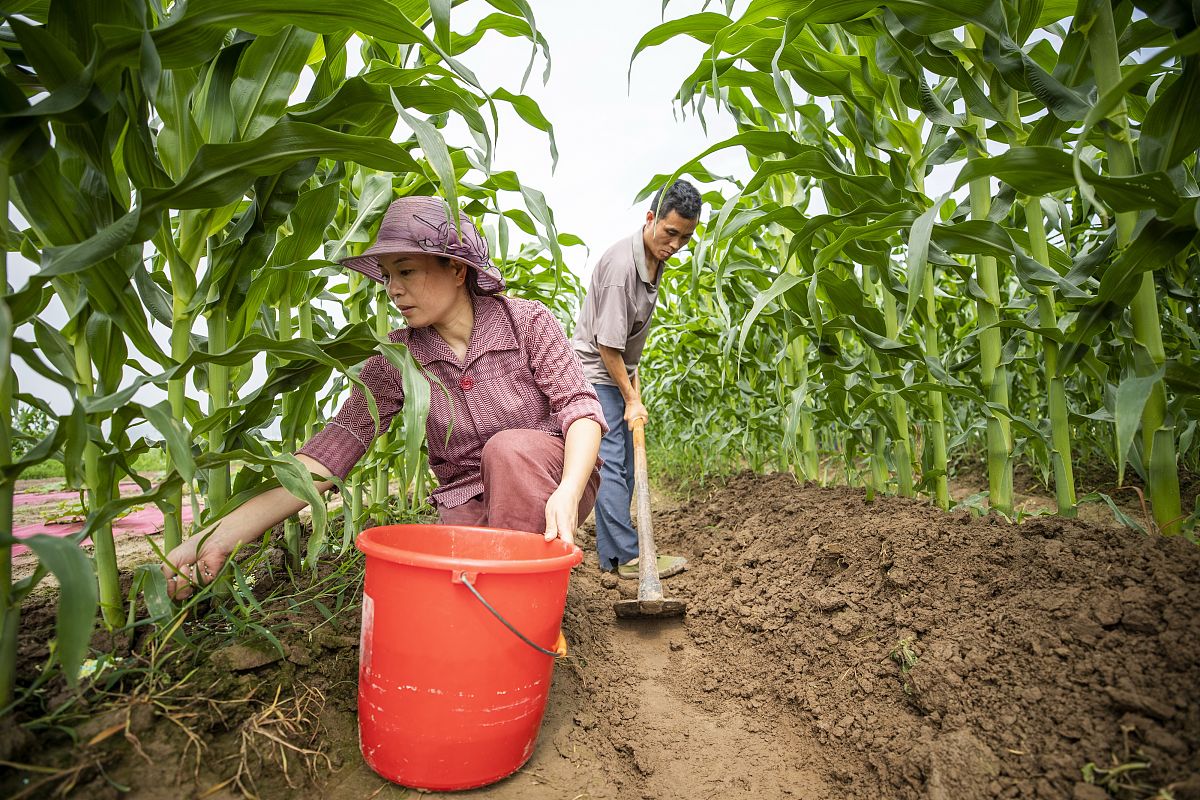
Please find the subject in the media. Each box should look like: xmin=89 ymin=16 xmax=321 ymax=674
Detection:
xmin=889 ymin=637 xmax=919 ymax=694
xmin=1081 ymin=736 xmax=1178 ymax=799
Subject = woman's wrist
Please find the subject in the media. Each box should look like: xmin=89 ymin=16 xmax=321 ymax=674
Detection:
xmin=199 ymin=520 xmax=249 ymax=550
xmin=554 ymin=478 xmax=586 ymax=503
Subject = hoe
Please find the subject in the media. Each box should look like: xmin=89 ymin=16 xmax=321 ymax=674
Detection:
xmin=613 ymin=416 xmax=687 ymax=619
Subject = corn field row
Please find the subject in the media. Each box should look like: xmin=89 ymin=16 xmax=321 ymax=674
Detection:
xmin=0 ymin=0 xmax=577 ymax=708
xmin=637 ymin=0 xmax=1198 ymax=527
xmin=1 ymin=0 xmax=1197 ymax=715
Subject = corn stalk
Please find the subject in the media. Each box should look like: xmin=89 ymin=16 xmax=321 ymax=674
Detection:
xmin=1085 ymin=0 xmax=1183 ymax=534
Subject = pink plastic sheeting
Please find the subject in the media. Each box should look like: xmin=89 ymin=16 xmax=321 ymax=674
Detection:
xmin=12 ymin=500 xmax=196 ymax=557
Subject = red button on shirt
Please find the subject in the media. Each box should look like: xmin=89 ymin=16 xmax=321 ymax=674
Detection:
xmin=460 ymin=375 xmax=474 ymax=391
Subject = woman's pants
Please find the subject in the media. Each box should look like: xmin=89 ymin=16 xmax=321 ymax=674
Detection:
xmin=435 ymin=429 xmax=599 ymax=534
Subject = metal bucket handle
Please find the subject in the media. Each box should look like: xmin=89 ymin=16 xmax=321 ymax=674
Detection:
xmin=454 ymin=570 xmax=565 ymax=659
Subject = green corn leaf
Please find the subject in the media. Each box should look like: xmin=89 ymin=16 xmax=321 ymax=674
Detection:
xmin=377 ymin=341 xmax=433 ymax=479
xmin=1114 ymin=367 xmax=1166 ymax=486
xmin=629 ymin=13 xmax=729 ymax=77
xmin=1139 ymin=57 xmax=1200 ymax=173
xmin=492 ymin=89 xmax=558 ymax=171
xmin=1094 ymin=219 xmax=1195 ymax=306
xmin=272 ymin=179 xmax=342 ymax=267
xmin=143 ymin=399 xmax=197 ymax=483
xmin=28 ymin=121 xmax=427 ymax=287
xmin=902 ymin=198 xmax=942 ymax=327
xmin=517 ymin=183 xmax=565 ymax=276
xmin=133 ymin=564 xmax=175 ymax=624
xmin=266 ymin=453 xmax=327 ymax=567
xmin=1078 ymin=491 xmax=1148 ymax=534
xmin=430 ymin=0 xmax=452 ymax=51
xmin=954 ymin=147 xmax=1185 ymax=217
xmin=327 ymin=173 xmax=393 ymax=263
xmin=395 ymin=105 xmax=460 ymax=233
xmin=738 ymin=272 xmax=804 ymax=355
xmin=231 ymin=26 xmax=319 ymax=141
xmin=7 ymin=534 xmax=98 ymax=687
xmin=480 ymin=0 xmax=544 ymax=76
xmin=1073 ymin=24 xmax=1200 ymax=206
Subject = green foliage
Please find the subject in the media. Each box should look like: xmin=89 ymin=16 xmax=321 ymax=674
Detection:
xmin=636 ymin=0 xmax=1199 ymax=530
xmin=11 ymin=402 xmax=51 ymax=458
xmin=0 ymin=0 xmax=571 ymax=707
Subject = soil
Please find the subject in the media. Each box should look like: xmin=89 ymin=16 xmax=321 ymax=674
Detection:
xmin=2 ymin=473 xmax=1197 ymax=800
xmin=652 ymin=473 xmax=1200 ymax=799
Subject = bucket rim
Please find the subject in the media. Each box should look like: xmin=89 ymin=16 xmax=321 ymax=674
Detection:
xmin=356 ymin=524 xmax=584 ymax=574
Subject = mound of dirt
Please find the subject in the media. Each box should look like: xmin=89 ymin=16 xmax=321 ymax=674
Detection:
xmin=651 ymin=472 xmax=1200 ymax=799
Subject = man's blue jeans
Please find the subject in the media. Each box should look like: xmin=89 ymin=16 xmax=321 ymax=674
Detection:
xmin=592 ymin=383 xmax=638 ymax=569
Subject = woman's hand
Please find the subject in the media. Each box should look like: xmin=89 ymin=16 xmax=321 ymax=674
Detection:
xmin=543 ymin=486 xmax=580 ymax=545
xmin=162 ymin=528 xmax=237 ymax=600
xmin=156 ymin=454 xmax=336 ymax=600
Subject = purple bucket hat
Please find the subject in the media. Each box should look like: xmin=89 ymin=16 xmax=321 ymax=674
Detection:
xmin=340 ymin=196 xmax=505 ymax=294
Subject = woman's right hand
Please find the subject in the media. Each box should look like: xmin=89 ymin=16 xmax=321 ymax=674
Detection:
xmin=158 ymin=453 xmax=334 ymax=600
xmin=162 ymin=528 xmax=237 ymax=600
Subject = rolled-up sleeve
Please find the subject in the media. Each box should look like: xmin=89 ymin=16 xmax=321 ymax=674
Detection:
xmin=525 ymin=304 xmax=609 ymax=436
xmin=297 ymin=355 xmax=404 ymax=479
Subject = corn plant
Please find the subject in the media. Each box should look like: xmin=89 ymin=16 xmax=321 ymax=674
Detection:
xmin=636 ymin=1 xmax=1199 ymax=530
xmin=1 ymin=0 xmax=568 ymax=709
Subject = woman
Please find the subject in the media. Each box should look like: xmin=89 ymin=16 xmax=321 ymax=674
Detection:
xmin=164 ymin=197 xmax=606 ymax=599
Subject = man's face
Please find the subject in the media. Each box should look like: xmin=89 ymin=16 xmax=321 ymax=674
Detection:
xmin=643 ymin=210 xmax=698 ymax=264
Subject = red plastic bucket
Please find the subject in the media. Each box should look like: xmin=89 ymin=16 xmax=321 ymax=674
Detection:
xmin=356 ymin=524 xmax=583 ymax=791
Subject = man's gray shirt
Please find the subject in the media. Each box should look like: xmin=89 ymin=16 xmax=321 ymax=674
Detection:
xmin=571 ymin=229 xmax=660 ymax=386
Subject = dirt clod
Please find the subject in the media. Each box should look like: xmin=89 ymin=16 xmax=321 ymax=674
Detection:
xmin=1105 ymin=686 xmax=1176 ymax=720
xmin=1073 ymin=784 xmax=1110 ymax=800
xmin=925 ymin=729 xmax=1000 ymax=800
xmin=210 ymin=641 xmax=285 ymax=672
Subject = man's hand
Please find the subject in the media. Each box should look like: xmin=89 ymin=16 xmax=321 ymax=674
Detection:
xmin=543 ymin=486 xmax=580 ymax=545
xmin=162 ymin=528 xmax=237 ymax=600
xmin=623 ymin=398 xmax=648 ymax=427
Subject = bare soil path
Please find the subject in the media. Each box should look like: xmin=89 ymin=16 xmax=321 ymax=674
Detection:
xmin=315 ymin=536 xmax=835 ymax=800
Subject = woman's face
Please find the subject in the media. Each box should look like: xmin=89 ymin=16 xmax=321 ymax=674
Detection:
xmin=378 ymin=253 xmax=468 ymax=328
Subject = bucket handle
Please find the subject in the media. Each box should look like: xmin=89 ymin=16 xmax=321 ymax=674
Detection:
xmin=456 ymin=572 xmax=564 ymax=659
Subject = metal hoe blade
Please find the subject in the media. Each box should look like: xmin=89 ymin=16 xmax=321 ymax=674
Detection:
xmin=613 ymin=596 xmax=687 ymax=619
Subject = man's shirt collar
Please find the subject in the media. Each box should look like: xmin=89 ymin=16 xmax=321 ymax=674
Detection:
xmin=631 ymin=228 xmax=657 ymax=287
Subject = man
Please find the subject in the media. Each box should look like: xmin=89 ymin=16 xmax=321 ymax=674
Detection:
xmin=572 ymin=179 xmax=702 ymax=578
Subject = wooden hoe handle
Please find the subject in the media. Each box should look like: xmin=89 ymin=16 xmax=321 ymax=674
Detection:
xmin=629 ymin=417 xmax=664 ymax=602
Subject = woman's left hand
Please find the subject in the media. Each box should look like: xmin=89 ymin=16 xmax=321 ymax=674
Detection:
xmin=543 ymin=487 xmax=579 ymax=545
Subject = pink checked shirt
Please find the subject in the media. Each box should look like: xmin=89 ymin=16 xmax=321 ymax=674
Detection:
xmin=297 ymin=295 xmax=607 ymax=508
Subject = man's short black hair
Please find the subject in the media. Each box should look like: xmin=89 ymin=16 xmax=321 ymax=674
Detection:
xmin=650 ymin=179 xmax=701 ymax=221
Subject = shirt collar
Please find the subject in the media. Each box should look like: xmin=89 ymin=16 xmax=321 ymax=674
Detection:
xmin=403 ymin=294 xmax=518 ymax=367
xmin=464 ymin=295 xmax=518 ymax=364
xmin=630 ymin=228 xmax=657 ymax=287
